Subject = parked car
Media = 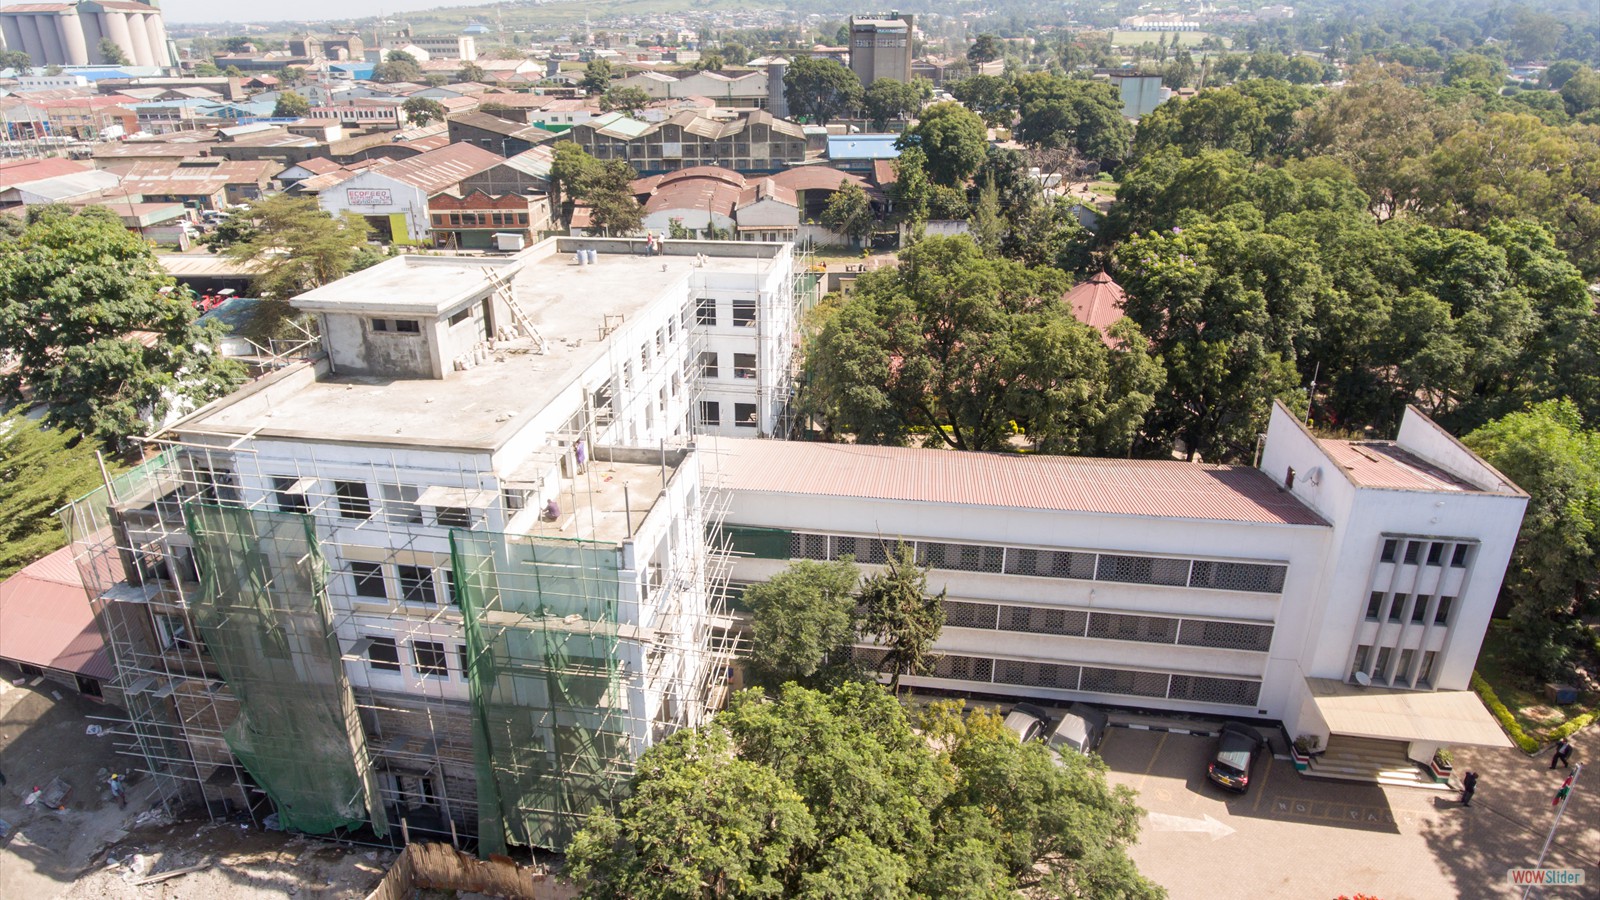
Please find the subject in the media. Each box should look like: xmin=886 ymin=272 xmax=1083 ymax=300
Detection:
xmin=1048 ymin=703 xmax=1108 ymax=756
xmin=1004 ymin=702 xmax=1051 ymax=744
xmin=1207 ymin=722 xmax=1266 ymax=793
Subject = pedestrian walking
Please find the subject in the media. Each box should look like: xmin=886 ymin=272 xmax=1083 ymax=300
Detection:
xmin=1553 ymin=738 xmax=1575 ymax=768
xmin=108 ymin=773 xmax=126 ymax=809
xmin=1461 ymin=770 xmax=1479 ymax=807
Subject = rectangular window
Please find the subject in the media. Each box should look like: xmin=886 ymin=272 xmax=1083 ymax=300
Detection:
xmin=1451 ymin=545 xmax=1469 ymax=568
xmin=436 ymin=507 xmax=472 ymax=529
xmin=351 ymin=561 xmax=387 ymax=599
xmin=413 ymin=640 xmax=447 ymax=676
xmin=1418 ymin=650 xmax=1438 ymax=687
xmin=734 ymin=402 xmax=757 ymax=428
xmin=395 ymin=319 xmax=420 ymax=334
xmin=733 ymin=352 xmax=757 ymax=379
xmin=1374 ymin=646 xmax=1393 ymax=682
xmin=397 ymin=565 xmax=435 ymax=604
xmin=335 ymin=480 xmax=372 ymax=520
xmin=380 ymin=483 xmax=422 ymax=525
xmin=371 ymin=318 xmax=390 ymax=333
xmin=1412 ymin=596 xmax=1429 ymax=623
xmin=640 ymin=342 xmax=650 ymax=367
xmin=1351 ymin=644 xmax=1371 ymax=678
xmin=1426 ymin=542 xmax=1443 ymax=566
xmin=271 ymin=476 xmax=309 ymax=514
xmin=731 ymin=299 xmax=756 ymax=327
xmin=1397 ymin=648 xmax=1415 ymax=685
xmin=696 ymin=297 xmax=717 ymax=325
xmin=1381 ymin=539 xmax=1398 ymax=562
xmin=1435 ymin=596 xmax=1454 ymax=625
xmin=1403 ymin=541 xmax=1421 ymax=564
xmin=699 ymin=351 xmax=718 ymax=378
xmin=368 ymin=636 xmax=400 ymax=672
xmin=448 ymin=307 xmax=471 ymax=326
xmin=700 ymin=400 xmax=721 ymax=426
xmin=1388 ymin=595 xmax=1407 ymax=623
xmin=1366 ymin=592 xmax=1384 ymax=620
xmin=457 ymin=645 xmax=471 ymax=679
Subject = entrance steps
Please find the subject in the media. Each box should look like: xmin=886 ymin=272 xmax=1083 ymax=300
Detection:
xmin=1302 ymin=736 xmax=1453 ymax=791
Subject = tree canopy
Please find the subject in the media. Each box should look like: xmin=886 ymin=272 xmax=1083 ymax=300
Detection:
xmin=222 ymin=195 xmax=374 ymax=338
xmin=784 ymin=57 xmax=863 ymax=127
xmin=863 ymin=77 xmax=931 ymax=131
xmin=373 ymin=50 xmax=422 ymax=84
xmin=0 ymin=208 xmax=244 ymax=452
xmin=567 ymin=682 xmax=1162 ymax=899
xmin=821 ymin=181 xmax=876 ymax=246
xmin=745 ymin=558 xmax=862 ymax=691
xmin=900 ymin=101 xmax=988 ymax=188
xmin=401 ymin=96 xmax=447 ymax=126
xmin=0 ymin=415 xmax=107 ymax=579
xmin=272 ymin=90 xmax=311 ymax=118
xmin=552 ymin=144 xmax=643 ymax=237
xmin=803 ymin=236 xmax=1161 ymax=453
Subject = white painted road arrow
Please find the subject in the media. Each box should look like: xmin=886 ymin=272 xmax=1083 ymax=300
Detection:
xmin=1145 ymin=811 xmax=1236 ymax=841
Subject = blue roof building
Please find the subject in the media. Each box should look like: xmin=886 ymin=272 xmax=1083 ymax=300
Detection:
xmin=825 ymin=134 xmax=901 ymax=173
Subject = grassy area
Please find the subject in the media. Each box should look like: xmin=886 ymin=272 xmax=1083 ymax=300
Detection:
xmin=1475 ymin=620 xmax=1593 ymax=743
xmin=1109 ymin=30 xmax=1222 ymax=48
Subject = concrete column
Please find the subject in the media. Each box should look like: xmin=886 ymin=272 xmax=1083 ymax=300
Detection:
xmin=57 ymin=12 xmax=89 ymax=66
xmin=125 ymin=13 xmax=155 ymax=68
xmin=0 ymin=18 xmax=26 ymax=62
xmin=82 ymin=12 xmax=106 ymax=63
xmin=103 ymin=12 xmax=133 ymax=66
xmin=18 ymin=15 xmax=48 ymax=66
xmin=144 ymin=13 xmax=170 ymax=68
xmin=37 ymin=13 xmax=66 ymax=65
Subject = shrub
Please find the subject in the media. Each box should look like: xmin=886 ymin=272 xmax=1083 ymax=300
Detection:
xmin=1472 ymin=670 xmax=1541 ymax=753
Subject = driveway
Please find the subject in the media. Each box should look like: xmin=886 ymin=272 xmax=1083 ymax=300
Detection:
xmin=1102 ymin=724 xmax=1600 ymax=899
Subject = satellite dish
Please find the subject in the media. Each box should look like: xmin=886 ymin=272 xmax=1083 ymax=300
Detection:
xmin=1353 ymin=671 xmax=1372 ymax=687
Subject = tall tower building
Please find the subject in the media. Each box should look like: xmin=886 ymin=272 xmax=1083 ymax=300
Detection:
xmin=848 ymin=11 xmax=913 ymax=86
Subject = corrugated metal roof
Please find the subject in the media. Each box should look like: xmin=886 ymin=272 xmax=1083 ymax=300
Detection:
xmin=1063 ymin=271 xmax=1128 ymax=346
xmin=0 ymin=546 xmax=114 ymax=681
xmin=769 ymin=165 xmax=869 ymax=194
xmin=718 ymin=440 xmax=1328 ymax=526
xmin=1319 ymin=440 xmax=1481 ymax=492
xmin=354 ymin=142 xmax=503 ymax=194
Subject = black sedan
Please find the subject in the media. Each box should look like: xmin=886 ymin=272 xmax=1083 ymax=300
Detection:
xmin=1207 ymin=722 xmax=1266 ymax=793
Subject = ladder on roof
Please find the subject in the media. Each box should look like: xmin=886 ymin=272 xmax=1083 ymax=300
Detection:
xmin=483 ymin=266 xmax=546 ymax=353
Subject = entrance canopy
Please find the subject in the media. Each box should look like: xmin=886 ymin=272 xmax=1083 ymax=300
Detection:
xmin=1306 ymin=677 xmax=1512 ymax=748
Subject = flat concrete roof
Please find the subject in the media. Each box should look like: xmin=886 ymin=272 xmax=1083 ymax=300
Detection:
xmin=1307 ymin=677 xmax=1512 ymax=748
xmin=517 ymin=458 xmax=667 ymax=544
xmin=174 ymin=242 xmax=780 ymax=450
xmin=292 ymin=254 xmax=525 ymax=317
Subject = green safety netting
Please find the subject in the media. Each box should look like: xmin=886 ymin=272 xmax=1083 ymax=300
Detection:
xmin=186 ymin=503 xmax=388 ymax=836
xmin=451 ymin=530 xmax=629 ymax=854
xmin=723 ymin=525 xmax=791 ymax=560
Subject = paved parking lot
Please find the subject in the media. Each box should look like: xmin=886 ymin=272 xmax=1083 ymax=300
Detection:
xmin=1101 ymin=725 xmax=1600 ymax=899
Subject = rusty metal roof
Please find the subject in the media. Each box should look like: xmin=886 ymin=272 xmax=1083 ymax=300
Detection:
xmin=1062 ymin=271 xmax=1128 ymax=346
xmin=717 ymin=440 xmax=1328 ymax=527
xmin=0 ymin=546 xmax=114 ymax=681
xmin=1319 ymin=440 xmax=1482 ymax=492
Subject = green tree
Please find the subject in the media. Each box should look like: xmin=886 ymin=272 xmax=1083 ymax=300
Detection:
xmin=1464 ymin=401 xmax=1600 ymax=679
xmin=223 ymin=195 xmax=372 ymax=338
xmin=821 ymin=180 xmax=876 ymax=247
xmin=889 ymin=146 xmax=934 ymax=225
xmin=558 ymin=152 xmax=645 ymax=237
xmin=1560 ymin=67 xmax=1600 ymax=116
xmin=581 ymin=58 xmax=615 ymax=94
xmin=857 ymin=543 xmax=944 ymax=693
xmin=948 ymin=74 xmax=1018 ymax=130
xmin=721 ymin=42 xmax=750 ymax=66
xmin=402 ymin=96 xmax=447 ymax=126
xmin=373 ymin=50 xmax=422 ymax=84
xmin=901 ymin=101 xmax=987 ymax=187
xmin=692 ymin=52 xmax=725 ymax=72
xmin=1114 ymin=219 xmax=1326 ymax=462
xmin=458 ymin=60 xmax=488 ymax=84
xmin=0 ymin=50 xmax=32 ymax=71
xmin=862 ymin=77 xmax=928 ymax=131
xmin=1014 ymin=79 xmax=1132 ymax=166
xmin=571 ymin=682 xmax=1162 ymax=899
xmin=0 ymin=415 xmax=106 ymax=579
xmin=599 ymin=85 xmax=651 ymax=116
xmin=968 ymin=33 xmax=1003 ymax=64
xmin=804 ymin=236 xmax=1158 ymax=452
xmin=746 ymin=558 xmax=861 ymax=690
xmin=0 ymin=209 xmax=244 ymax=452
xmin=272 ymin=90 xmax=311 ymax=118
xmin=783 ymin=56 xmax=863 ymax=127
xmin=97 ymin=38 xmax=129 ymax=66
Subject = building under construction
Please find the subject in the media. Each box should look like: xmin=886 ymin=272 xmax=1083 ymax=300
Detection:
xmin=59 ymin=236 xmax=812 ymax=853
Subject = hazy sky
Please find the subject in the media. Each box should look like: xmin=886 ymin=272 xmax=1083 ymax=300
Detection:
xmin=157 ymin=0 xmax=483 ymax=26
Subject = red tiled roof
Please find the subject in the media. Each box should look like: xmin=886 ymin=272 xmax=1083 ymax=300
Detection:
xmin=1319 ymin=440 xmax=1481 ymax=492
xmin=718 ymin=440 xmax=1327 ymax=526
xmin=1063 ymin=271 xmax=1128 ymax=345
xmin=0 ymin=546 xmax=114 ymax=681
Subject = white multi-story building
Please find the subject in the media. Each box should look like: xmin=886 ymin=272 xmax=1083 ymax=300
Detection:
xmin=61 ymin=237 xmax=804 ymax=852
xmin=717 ymin=401 xmax=1527 ymax=775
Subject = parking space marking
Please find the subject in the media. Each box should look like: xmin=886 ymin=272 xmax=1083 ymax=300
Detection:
xmin=1136 ymin=732 xmax=1168 ymax=792
xmin=1250 ymin=758 xmax=1273 ymax=813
